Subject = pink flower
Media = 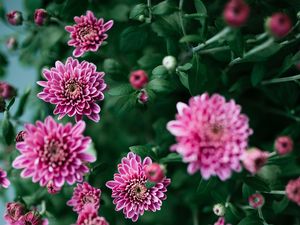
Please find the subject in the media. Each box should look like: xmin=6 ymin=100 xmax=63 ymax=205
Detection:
xmin=12 ymin=116 xmax=95 ymax=188
xmin=15 ymin=131 xmax=27 ymax=143
xmin=6 ymin=37 xmax=18 ymax=50
xmin=167 ymin=93 xmax=252 ymax=181
xmin=15 ymin=211 xmax=48 ymax=225
xmin=214 ymin=217 xmax=231 ymax=225
xmin=266 ymin=13 xmax=292 ymax=38
xmin=248 ymin=193 xmax=265 ymax=208
xmin=129 ymin=70 xmax=148 ymax=89
xmin=145 ymin=163 xmax=165 ymax=183
xmin=286 ymin=177 xmax=300 ymax=206
xmin=46 ymin=180 xmax=61 ymax=194
xmin=34 ymin=9 xmax=48 ymax=26
xmin=6 ymin=11 xmax=23 ymax=26
xmin=37 ymin=57 xmax=106 ymax=122
xmin=67 ymin=182 xmax=101 ymax=213
xmin=137 ymin=89 xmax=149 ymax=104
xmin=242 ymin=148 xmax=269 ymax=174
xmin=4 ymin=202 xmax=25 ymax=224
xmin=223 ymin=0 xmax=250 ymax=27
xmin=0 ymin=168 xmax=10 ymax=188
xmin=65 ymin=10 xmax=113 ymax=57
xmin=274 ymin=136 xmax=293 ymax=155
xmin=76 ymin=204 xmax=109 ymax=225
xmin=106 ymin=152 xmax=171 ymax=222
xmin=0 ymin=82 xmax=16 ymax=100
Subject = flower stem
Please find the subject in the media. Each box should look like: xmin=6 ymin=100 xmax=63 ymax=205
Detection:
xmin=263 ymin=190 xmax=286 ymax=195
xmin=262 ymin=74 xmax=300 ymax=85
xmin=147 ymin=0 xmax=152 ymax=22
xmin=192 ymin=208 xmax=199 ymax=225
xmin=258 ymin=207 xmax=268 ymax=225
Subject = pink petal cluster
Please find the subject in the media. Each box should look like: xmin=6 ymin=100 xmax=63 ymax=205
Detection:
xmin=67 ymin=182 xmax=101 ymax=213
xmin=37 ymin=57 xmax=106 ymax=122
xmin=4 ymin=202 xmax=25 ymax=224
xmin=266 ymin=13 xmax=292 ymax=38
xmin=12 ymin=116 xmax=95 ymax=189
xmin=223 ymin=0 xmax=250 ymax=27
xmin=248 ymin=193 xmax=265 ymax=208
xmin=34 ymin=9 xmax=48 ymax=26
xmin=167 ymin=93 xmax=252 ymax=180
xmin=6 ymin=10 xmax=23 ymax=26
xmin=106 ymin=152 xmax=171 ymax=222
xmin=0 ymin=81 xmax=16 ymax=100
xmin=274 ymin=136 xmax=293 ymax=155
xmin=214 ymin=217 xmax=231 ymax=225
xmin=286 ymin=177 xmax=300 ymax=206
xmin=0 ymin=168 xmax=10 ymax=188
xmin=76 ymin=204 xmax=109 ymax=225
xmin=145 ymin=163 xmax=165 ymax=183
xmin=129 ymin=70 xmax=148 ymax=89
xmin=242 ymin=148 xmax=269 ymax=174
xmin=65 ymin=10 xmax=113 ymax=57
xmin=14 ymin=211 xmax=48 ymax=225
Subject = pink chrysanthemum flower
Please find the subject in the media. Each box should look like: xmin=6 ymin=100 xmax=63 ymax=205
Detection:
xmin=242 ymin=148 xmax=269 ymax=174
xmin=4 ymin=202 xmax=25 ymax=224
xmin=0 ymin=168 xmax=10 ymax=188
xmin=76 ymin=204 xmax=109 ymax=225
xmin=65 ymin=11 xmax=113 ymax=57
xmin=274 ymin=136 xmax=293 ymax=155
xmin=12 ymin=116 xmax=95 ymax=188
xmin=214 ymin=217 xmax=231 ymax=225
xmin=286 ymin=177 xmax=300 ymax=206
xmin=15 ymin=211 xmax=48 ymax=225
xmin=106 ymin=152 xmax=171 ymax=222
xmin=67 ymin=182 xmax=101 ymax=213
xmin=167 ymin=93 xmax=252 ymax=181
xmin=248 ymin=193 xmax=265 ymax=208
xmin=37 ymin=57 xmax=106 ymax=122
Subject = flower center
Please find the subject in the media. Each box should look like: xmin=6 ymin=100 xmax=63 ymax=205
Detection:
xmin=206 ymin=123 xmax=224 ymax=141
xmin=126 ymin=179 xmax=149 ymax=202
xmin=79 ymin=26 xmax=98 ymax=40
xmin=66 ymin=80 xmax=82 ymax=100
xmin=82 ymin=195 xmax=96 ymax=204
xmin=41 ymin=139 xmax=68 ymax=168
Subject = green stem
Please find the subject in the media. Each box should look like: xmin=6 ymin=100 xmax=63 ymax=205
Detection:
xmin=258 ymin=207 xmax=268 ymax=225
xmin=192 ymin=27 xmax=231 ymax=53
xmin=192 ymin=208 xmax=199 ymax=225
xmin=262 ymin=74 xmax=300 ymax=85
xmin=179 ymin=0 xmax=187 ymax=37
xmin=147 ymin=0 xmax=152 ymax=22
xmin=263 ymin=190 xmax=286 ymax=195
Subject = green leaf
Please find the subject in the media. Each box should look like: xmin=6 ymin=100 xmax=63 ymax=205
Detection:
xmin=193 ymin=0 xmax=207 ymax=38
xmin=179 ymin=34 xmax=203 ymax=43
xmin=178 ymin=71 xmax=189 ymax=89
xmin=15 ymin=88 xmax=31 ymax=117
xmin=227 ymin=29 xmax=244 ymax=58
xmin=242 ymin=183 xmax=255 ymax=200
xmin=138 ymin=53 xmax=163 ymax=69
xmin=194 ymin=0 xmax=207 ymax=15
xmin=177 ymin=63 xmax=193 ymax=71
xmin=152 ymin=65 xmax=168 ymax=77
xmin=107 ymin=84 xmax=133 ymax=96
xmin=228 ymin=203 xmax=245 ymax=220
xmin=6 ymin=97 xmax=15 ymax=112
xmin=151 ymin=13 xmax=181 ymax=38
xmin=188 ymin=54 xmax=203 ymax=95
xmin=62 ymin=0 xmax=88 ymax=19
xmin=243 ymin=176 xmax=271 ymax=192
xmin=129 ymin=3 xmax=147 ymax=20
xmin=196 ymin=177 xmax=218 ymax=193
xmin=251 ymin=63 xmax=266 ymax=86
xmin=147 ymin=78 xmax=171 ymax=93
xmin=152 ymin=1 xmax=177 ymax=16
xmin=2 ymin=112 xmax=14 ymax=145
xmin=237 ymin=215 xmax=264 ymax=225
xmin=120 ymin=26 xmax=148 ymax=52
xmin=160 ymin=153 xmax=182 ymax=164
xmin=272 ymin=196 xmax=289 ymax=214
xmin=129 ymin=145 xmax=156 ymax=159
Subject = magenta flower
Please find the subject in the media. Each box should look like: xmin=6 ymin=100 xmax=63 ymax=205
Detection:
xmin=129 ymin=70 xmax=148 ymax=90
xmin=137 ymin=89 xmax=149 ymax=104
xmin=223 ymin=0 xmax=250 ymax=27
xmin=12 ymin=116 xmax=95 ymax=188
xmin=15 ymin=211 xmax=48 ymax=225
xmin=0 ymin=168 xmax=10 ymax=188
xmin=214 ymin=217 xmax=231 ymax=225
xmin=266 ymin=13 xmax=292 ymax=38
xmin=34 ymin=9 xmax=48 ymax=26
xmin=76 ymin=204 xmax=109 ymax=225
xmin=286 ymin=177 xmax=300 ymax=206
xmin=274 ymin=136 xmax=293 ymax=155
xmin=106 ymin=152 xmax=171 ymax=222
xmin=248 ymin=193 xmax=265 ymax=208
xmin=145 ymin=163 xmax=165 ymax=183
xmin=167 ymin=93 xmax=252 ymax=181
xmin=6 ymin=10 xmax=23 ymax=26
xmin=37 ymin=57 xmax=106 ymax=122
xmin=15 ymin=130 xmax=27 ymax=143
xmin=65 ymin=11 xmax=113 ymax=57
xmin=67 ymin=182 xmax=101 ymax=213
xmin=4 ymin=202 xmax=25 ymax=224
xmin=242 ymin=148 xmax=269 ymax=174
xmin=0 ymin=81 xmax=16 ymax=100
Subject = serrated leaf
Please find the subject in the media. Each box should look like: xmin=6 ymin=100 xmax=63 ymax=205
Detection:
xmin=242 ymin=183 xmax=255 ymax=200
xmin=151 ymin=13 xmax=181 ymax=38
xmin=251 ymin=63 xmax=266 ymax=86
xmin=129 ymin=3 xmax=147 ymax=20
xmin=179 ymin=34 xmax=203 ymax=43
xmin=107 ymin=84 xmax=133 ymax=96
xmin=178 ymin=71 xmax=189 ymax=89
xmin=120 ymin=26 xmax=148 ymax=52
xmin=147 ymin=78 xmax=171 ymax=93
xmin=129 ymin=145 xmax=156 ymax=159
xmin=138 ymin=53 xmax=162 ymax=69
xmin=237 ymin=215 xmax=264 ymax=225
xmin=243 ymin=176 xmax=271 ymax=192
xmin=272 ymin=196 xmax=289 ymax=214
xmin=15 ymin=88 xmax=31 ymax=117
xmin=160 ymin=153 xmax=182 ymax=164
xmin=152 ymin=1 xmax=177 ymax=16
xmin=177 ymin=63 xmax=193 ymax=71
xmin=152 ymin=65 xmax=168 ymax=77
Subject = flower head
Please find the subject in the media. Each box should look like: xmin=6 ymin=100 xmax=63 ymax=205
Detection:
xmin=167 ymin=93 xmax=252 ymax=180
xmin=145 ymin=163 xmax=165 ymax=183
xmin=242 ymin=148 xmax=269 ymax=174
xmin=214 ymin=217 xmax=231 ymax=225
xmin=213 ymin=203 xmax=225 ymax=216
xmin=129 ymin=70 xmax=148 ymax=90
xmin=223 ymin=0 xmax=250 ymax=27
xmin=15 ymin=211 xmax=48 ymax=225
xmin=162 ymin=56 xmax=177 ymax=71
xmin=65 ymin=10 xmax=113 ymax=57
xmin=12 ymin=116 xmax=95 ymax=188
xmin=274 ymin=136 xmax=293 ymax=155
xmin=248 ymin=193 xmax=265 ymax=208
xmin=37 ymin=57 xmax=106 ymax=122
xmin=76 ymin=204 xmax=109 ymax=225
xmin=67 ymin=182 xmax=101 ymax=213
xmin=4 ymin=202 xmax=25 ymax=224
xmin=266 ymin=13 xmax=292 ymax=38
xmin=0 ymin=82 xmax=16 ymax=100
xmin=106 ymin=152 xmax=171 ymax=222
xmin=286 ymin=177 xmax=300 ymax=206
xmin=6 ymin=11 xmax=23 ymax=26
xmin=34 ymin=9 xmax=48 ymax=26
xmin=0 ymin=168 xmax=10 ymax=188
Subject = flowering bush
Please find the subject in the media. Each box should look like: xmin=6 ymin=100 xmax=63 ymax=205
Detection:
xmin=0 ymin=0 xmax=300 ymax=224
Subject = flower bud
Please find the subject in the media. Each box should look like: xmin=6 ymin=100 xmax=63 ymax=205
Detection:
xmin=4 ymin=202 xmax=25 ymax=223
xmin=129 ymin=70 xmax=148 ymax=89
xmin=274 ymin=136 xmax=293 ymax=155
xmin=6 ymin=10 xmax=23 ymax=26
xmin=47 ymin=181 xmax=61 ymax=194
xmin=266 ymin=13 xmax=292 ymax=38
xmin=0 ymin=97 xmax=6 ymax=112
xmin=242 ymin=148 xmax=269 ymax=174
xmin=248 ymin=193 xmax=265 ymax=208
xmin=223 ymin=0 xmax=250 ymax=27
xmin=137 ymin=89 xmax=148 ymax=104
xmin=34 ymin=9 xmax=48 ymax=26
xmin=162 ymin=55 xmax=177 ymax=71
xmin=138 ymin=15 xmax=145 ymax=22
xmin=213 ymin=203 xmax=225 ymax=216
xmin=15 ymin=130 xmax=27 ymax=142
xmin=0 ymin=82 xmax=16 ymax=100
xmin=6 ymin=37 xmax=18 ymax=50
xmin=286 ymin=177 xmax=300 ymax=206
xmin=145 ymin=163 xmax=165 ymax=183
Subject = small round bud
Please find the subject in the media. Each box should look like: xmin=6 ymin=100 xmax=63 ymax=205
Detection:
xmin=213 ymin=203 xmax=226 ymax=216
xmin=274 ymin=136 xmax=293 ymax=155
xmin=47 ymin=181 xmax=61 ymax=194
xmin=0 ymin=82 xmax=16 ymax=100
xmin=248 ymin=193 xmax=265 ymax=208
xmin=145 ymin=163 xmax=165 ymax=183
xmin=6 ymin=10 xmax=23 ymax=26
xmin=34 ymin=9 xmax=48 ymax=26
xmin=137 ymin=89 xmax=148 ymax=104
xmin=6 ymin=37 xmax=18 ymax=50
xmin=223 ymin=0 xmax=250 ymax=27
xmin=0 ymin=97 xmax=6 ymax=112
xmin=138 ymin=15 xmax=145 ymax=22
xmin=129 ymin=70 xmax=148 ymax=89
xmin=162 ymin=55 xmax=177 ymax=71
xmin=266 ymin=13 xmax=292 ymax=38
xmin=15 ymin=131 xmax=27 ymax=142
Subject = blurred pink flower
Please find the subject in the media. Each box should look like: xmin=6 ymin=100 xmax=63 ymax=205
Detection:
xmin=15 ymin=131 xmax=27 ymax=143
xmin=67 ymin=182 xmax=101 ymax=213
xmin=6 ymin=11 xmax=23 ymax=26
xmin=242 ymin=148 xmax=269 ymax=174
xmin=34 ymin=9 xmax=48 ymax=26
xmin=145 ymin=163 xmax=165 ymax=183
xmin=266 ymin=13 xmax=292 ymax=38
xmin=248 ymin=193 xmax=265 ymax=208
xmin=223 ymin=0 xmax=250 ymax=27
xmin=0 ymin=81 xmax=16 ymax=100
xmin=214 ymin=217 xmax=231 ymax=225
xmin=167 ymin=93 xmax=252 ymax=180
xmin=37 ymin=57 xmax=106 ymax=122
xmin=106 ymin=152 xmax=171 ymax=222
xmin=65 ymin=10 xmax=113 ymax=57
xmin=129 ymin=70 xmax=148 ymax=90
xmin=4 ymin=202 xmax=25 ymax=224
xmin=286 ymin=177 xmax=300 ymax=206
xmin=76 ymin=204 xmax=109 ymax=225
xmin=15 ymin=211 xmax=48 ymax=225
xmin=274 ymin=136 xmax=293 ymax=155
xmin=0 ymin=168 xmax=10 ymax=188
xmin=12 ymin=116 xmax=95 ymax=188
